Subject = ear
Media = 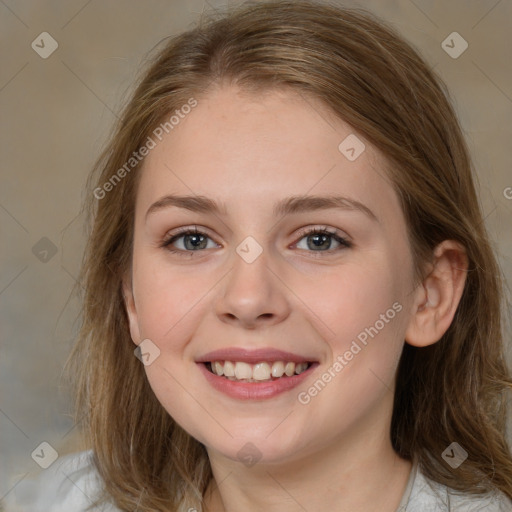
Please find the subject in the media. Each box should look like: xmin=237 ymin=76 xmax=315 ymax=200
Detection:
xmin=405 ymin=240 xmax=468 ymax=347
xmin=122 ymin=274 xmax=142 ymax=345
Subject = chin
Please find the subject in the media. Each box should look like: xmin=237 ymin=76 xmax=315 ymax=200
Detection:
xmin=204 ymin=430 xmax=309 ymax=467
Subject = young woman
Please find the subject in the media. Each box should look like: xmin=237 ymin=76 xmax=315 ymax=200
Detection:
xmin=6 ymin=1 xmax=512 ymax=510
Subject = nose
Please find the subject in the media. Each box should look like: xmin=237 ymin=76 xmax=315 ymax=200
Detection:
xmin=214 ymin=245 xmax=291 ymax=329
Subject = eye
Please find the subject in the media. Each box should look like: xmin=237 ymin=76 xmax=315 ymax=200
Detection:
xmin=161 ymin=225 xmax=351 ymax=257
xmin=161 ymin=226 xmax=218 ymax=256
xmin=293 ymin=226 xmax=351 ymax=254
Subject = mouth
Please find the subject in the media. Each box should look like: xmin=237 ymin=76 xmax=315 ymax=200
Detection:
xmin=196 ymin=348 xmax=319 ymax=399
xmin=205 ymin=360 xmax=316 ymax=382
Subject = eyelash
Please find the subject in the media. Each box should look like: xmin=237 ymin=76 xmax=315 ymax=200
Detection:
xmin=160 ymin=225 xmax=351 ymax=257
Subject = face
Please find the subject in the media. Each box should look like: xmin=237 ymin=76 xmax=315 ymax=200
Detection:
xmin=124 ymin=84 xmax=418 ymax=466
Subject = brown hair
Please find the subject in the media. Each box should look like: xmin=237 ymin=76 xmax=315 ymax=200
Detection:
xmin=66 ymin=1 xmax=512 ymax=510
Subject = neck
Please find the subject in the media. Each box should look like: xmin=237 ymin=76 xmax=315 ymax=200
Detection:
xmin=202 ymin=396 xmax=412 ymax=512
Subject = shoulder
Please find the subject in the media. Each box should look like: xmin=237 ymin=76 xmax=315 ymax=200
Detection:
xmin=400 ymin=460 xmax=512 ymax=512
xmin=3 ymin=449 xmax=121 ymax=512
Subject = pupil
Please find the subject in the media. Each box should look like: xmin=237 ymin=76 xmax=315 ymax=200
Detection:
xmin=185 ymin=234 xmax=206 ymax=250
xmin=309 ymin=233 xmax=329 ymax=250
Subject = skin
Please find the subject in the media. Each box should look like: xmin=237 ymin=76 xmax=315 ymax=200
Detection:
xmin=124 ymin=84 xmax=468 ymax=511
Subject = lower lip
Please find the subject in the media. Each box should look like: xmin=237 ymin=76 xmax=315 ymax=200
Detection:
xmin=197 ymin=362 xmax=318 ymax=400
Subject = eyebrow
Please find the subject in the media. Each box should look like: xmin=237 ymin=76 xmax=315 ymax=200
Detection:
xmin=145 ymin=194 xmax=378 ymax=222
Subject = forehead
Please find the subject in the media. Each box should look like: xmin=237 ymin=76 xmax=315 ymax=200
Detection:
xmin=136 ymin=84 xmax=401 ymax=225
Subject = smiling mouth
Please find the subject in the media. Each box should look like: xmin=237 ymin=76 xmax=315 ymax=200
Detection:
xmin=205 ymin=360 xmax=313 ymax=382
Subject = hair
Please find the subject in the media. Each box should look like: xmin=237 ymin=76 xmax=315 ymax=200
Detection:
xmin=65 ymin=0 xmax=512 ymax=510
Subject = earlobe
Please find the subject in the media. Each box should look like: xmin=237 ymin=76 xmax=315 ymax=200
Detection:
xmin=122 ymin=277 xmax=142 ymax=345
xmin=405 ymin=240 xmax=468 ymax=348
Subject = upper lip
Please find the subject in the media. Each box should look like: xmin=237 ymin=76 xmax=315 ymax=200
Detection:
xmin=196 ymin=348 xmax=317 ymax=364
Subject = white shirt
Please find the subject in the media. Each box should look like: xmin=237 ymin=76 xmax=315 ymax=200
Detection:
xmin=3 ymin=449 xmax=512 ymax=511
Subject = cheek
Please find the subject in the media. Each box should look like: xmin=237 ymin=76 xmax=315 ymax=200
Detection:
xmin=132 ymin=254 xmax=210 ymax=345
xmin=309 ymin=263 xmax=405 ymax=344
xmin=295 ymin=265 xmax=407 ymax=429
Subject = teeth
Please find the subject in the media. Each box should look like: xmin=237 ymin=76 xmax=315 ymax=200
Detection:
xmin=213 ymin=361 xmax=224 ymax=376
xmin=271 ymin=361 xmax=284 ymax=378
xmin=234 ymin=362 xmax=252 ymax=380
xmin=284 ymin=362 xmax=295 ymax=376
xmin=253 ymin=362 xmax=272 ymax=381
xmin=209 ymin=360 xmax=311 ymax=381
xmin=295 ymin=363 xmax=308 ymax=374
xmin=223 ymin=361 xmax=235 ymax=377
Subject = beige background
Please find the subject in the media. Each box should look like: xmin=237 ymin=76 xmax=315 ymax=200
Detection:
xmin=1 ymin=0 xmax=511 ymax=501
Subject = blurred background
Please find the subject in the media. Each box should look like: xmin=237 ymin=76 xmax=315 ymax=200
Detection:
xmin=1 ymin=0 xmax=511 ymax=502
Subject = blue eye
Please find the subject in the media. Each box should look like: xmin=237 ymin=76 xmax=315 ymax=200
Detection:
xmin=294 ymin=226 xmax=351 ymax=253
xmin=161 ymin=227 xmax=217 ymax=254
xmin=161 ymin=225 xmax=351 ymax=257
